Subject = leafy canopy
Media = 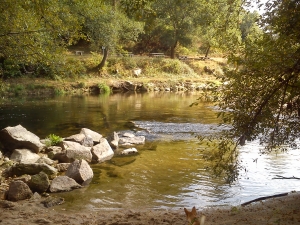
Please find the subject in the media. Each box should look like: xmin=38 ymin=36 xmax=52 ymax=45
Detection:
xmin=200 ymin=0 xmax=300 ymax=181
xmin=0 ymin=0 xmax=82 ymax=77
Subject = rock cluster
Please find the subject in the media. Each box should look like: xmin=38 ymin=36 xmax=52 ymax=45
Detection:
xmin=0 ymin=125 xmax=144 ymax=206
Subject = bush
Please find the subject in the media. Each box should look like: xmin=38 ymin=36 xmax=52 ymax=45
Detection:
xmin=51 ymin=57 xmax=86 ymax=79
xmin=98 ymin=83 xmax=111 ymax=94
xmin=82 ymin=52 xmax=103 ymax=70
xmin=45 ymin=134 xmax=63 ymax=147
xmin=1 ymin=60 xmax=22 ymax=78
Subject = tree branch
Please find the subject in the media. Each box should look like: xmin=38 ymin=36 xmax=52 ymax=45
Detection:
xmin=241 ymin=192 xmax=289 ymax=207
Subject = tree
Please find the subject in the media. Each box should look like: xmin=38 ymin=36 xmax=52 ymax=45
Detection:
xmin=199 ymin=0 xmax=300 ymax=181
xmin=0 ymin=0 xmax=82 ymax=78
xmin=149 ymin=0 xmax=206 ymax=58
xmin=239 ymin=10 xmax=261 ymax=41
xmin=74 ymin=0 xmax=144 ymax=71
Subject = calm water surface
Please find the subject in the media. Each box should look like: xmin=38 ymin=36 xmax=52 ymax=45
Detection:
xmin=0 ymin=92 xmax=299 ymax=210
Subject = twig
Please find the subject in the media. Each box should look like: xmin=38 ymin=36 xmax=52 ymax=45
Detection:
xmin=241 ymin=192 xmax=289 ymax=207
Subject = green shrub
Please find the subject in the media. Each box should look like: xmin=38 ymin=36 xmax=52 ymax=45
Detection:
xmin=54 ymin=88 xmax=65 ymax=95
xmin=1 ymin=60 xmax=22 ymax=78
xmin=77 ymin=82 xmax=86 ymax=88
xmin=9 ymin=84 xmax=25 ymax=96
xmin=120 ymin=57 xmax=137 ymax=70
xmin=45 ymin=134 xmax=63 ymax=147
xmin=53 ymin=58 xmax=86 ymax=79
xmin=98 ymin=83 xmax=111 ymax=94
xmin=160 ymin=59 xmax=182 ymax=74
xmin=82 ymin=52 xmax=103 ymax=70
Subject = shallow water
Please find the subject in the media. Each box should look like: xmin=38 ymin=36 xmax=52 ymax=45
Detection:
xmin=0 ymin=92 xmax=299 ymax=210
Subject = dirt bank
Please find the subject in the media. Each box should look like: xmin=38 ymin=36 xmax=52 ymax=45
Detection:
xmin=1 ymin=191 xmax=299 ymax=225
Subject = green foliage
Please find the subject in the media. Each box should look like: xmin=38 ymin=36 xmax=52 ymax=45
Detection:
xmin=9 ymin=84 xmax=25 ymax=96
xmin=0 ymin=0 xmax=82 ymax=77
xmin=45 ymin=134 xmax=63 ymax=147
xmin=197 ymin=0 xmax=300 ymax=182
xmin=98 ymin=83 xmax=111 ymax=94
xmin=239 ymin=11 xmax=261 ymax=41
xmin=82 ymin=52 xmax=103 ymax=70
xmin=57 ymin=58 xmax=86 ymax=79
xmin=77 ymin=82 xmax=86 ymax=88
xmin=1 ymin=60 xmax=22 ymax=78
xmin=120 ymin=57 xmax=137 ymax=70
xmin=0 ymin=0 xmax=244 ymax=77
xmin=0 ymin=80 xmax=8 ymax=95
xmin=160 ymin=59 xmax=184 ymax=74
xmin=54 ymin=88 xmax=65 ymax=96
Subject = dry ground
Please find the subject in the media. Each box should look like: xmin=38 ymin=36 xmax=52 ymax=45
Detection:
xmin=0 ymin=192 xmax=300 ymax=225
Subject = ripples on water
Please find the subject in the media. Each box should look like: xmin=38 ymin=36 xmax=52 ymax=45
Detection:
xmin=0 ymin=93 xmax=299 ymax=210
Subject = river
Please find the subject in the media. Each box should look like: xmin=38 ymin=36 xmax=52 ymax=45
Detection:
xmin=0 ymin=92 xmax=299 ymax=210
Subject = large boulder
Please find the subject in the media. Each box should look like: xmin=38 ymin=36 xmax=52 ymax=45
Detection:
xmin=10 ymin=149 xmax=40 ymax=164
xmin=49 ymin=176 xmax=81 ymax=192
xmin=7 ymin=180 xmax=33 ymax=201
xmin=80 ymin=128 xmax=102 ymax=144
xmin=64 ymin=133 xmax=93 ymax=147
xmin=0 ymin=125 xmax=44 ymax=153
xmin=7 ymin=163 xmax=57 ymax=179
xmin=65 ymin=159 xmax=93 ymax=185
xmin=91 ymin=138 xmax=114 ymax=163
xmin=28 ymin=171 xmax=50 ymax=193
xmin=59 ymin=141 xmax=92 ymax=163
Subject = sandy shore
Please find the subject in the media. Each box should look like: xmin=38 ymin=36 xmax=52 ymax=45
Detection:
xmin=0 ymin=191 xmax=300 ymax=225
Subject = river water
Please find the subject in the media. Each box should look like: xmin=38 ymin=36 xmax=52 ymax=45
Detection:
xmin=0 ymin=92 xmax=299 ymax=210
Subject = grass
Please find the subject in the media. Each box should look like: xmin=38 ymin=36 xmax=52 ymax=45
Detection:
xmin=1 ymin=53 xmax=226 ymax=97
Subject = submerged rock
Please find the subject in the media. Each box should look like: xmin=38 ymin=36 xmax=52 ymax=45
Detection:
xmin=119 ymin=135 xmax=145 ymax=146
xmin=119 ymin=148 xmax=138 ymax=155
xmin=41 ymin=196 xmax=65 ymax=208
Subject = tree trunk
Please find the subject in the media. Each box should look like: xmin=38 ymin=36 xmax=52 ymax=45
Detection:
xmin=205 ymin=45 xmax=211 ymax=58
xmin=94 ymin=48 xmax=108 ymax=72
xmin=170 ymin=40 xmax=178 ymax=59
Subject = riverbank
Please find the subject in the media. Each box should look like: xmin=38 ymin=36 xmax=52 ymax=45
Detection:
xmin=1 ymin=191 xmax=299 ymax=225
xmin=0 ymin=57 xmax=225 ymax=98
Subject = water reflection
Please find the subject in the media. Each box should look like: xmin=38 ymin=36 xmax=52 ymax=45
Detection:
xmin=0 ymin=93 xmax=299 ymax=210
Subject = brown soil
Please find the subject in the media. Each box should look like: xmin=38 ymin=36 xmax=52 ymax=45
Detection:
xmin=1 ymin=192 xmax=300 ymax=225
